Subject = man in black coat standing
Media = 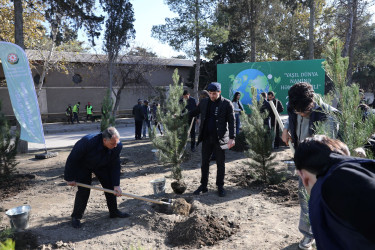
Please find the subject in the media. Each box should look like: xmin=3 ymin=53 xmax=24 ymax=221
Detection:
xmin=64 ymin=127 xmax=129 ymax=228
xmin=132 ymin=99 xmax=144 ymax=140
xmin=189 ymin=82 xmax=236 ymax=197
xmin=267 ymin=91 xmax=284 ymax=149
xmin=182 ymin=90 xmax=198 ymax=152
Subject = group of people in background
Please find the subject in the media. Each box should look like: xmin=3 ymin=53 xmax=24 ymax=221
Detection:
xmin=65 ymin=102 xmax=93 ymax=124
xmin=132 ymin=99 xmax=162 ymax=140
xmin=232 ymin=90 xmax=284 ymax=149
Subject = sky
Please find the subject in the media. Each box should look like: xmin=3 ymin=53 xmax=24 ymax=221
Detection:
xmin=78 ymin=1 xmax=375 ymax=58
xmin=78 ymin=0 xmax=182 ymax=58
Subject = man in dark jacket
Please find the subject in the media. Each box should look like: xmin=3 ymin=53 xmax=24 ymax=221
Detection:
xmin=294 ymin=135 xmax=375 ymax=250
xmin=142 ymin=100 xmax=151 ymax=138
xmin=189 ymin=82 xmax=235 ymax=197
xmin=182 ymin=90 xmax=197 ymax=151
xmin=267 ymin=91 xmax=284 ymax=149
xmin=132 ymin=99 xmax=144 ymax=140
xmin=64 ymin=127 xmax=129 ymax=228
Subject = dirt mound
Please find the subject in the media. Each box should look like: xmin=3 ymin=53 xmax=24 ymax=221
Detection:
xmin=0 ymin=174 xmax=35 ymax=201
xmin=13 ymin=231 xmax=39 ymax=250
xmin=262 ymin=176 xmax=299 ymax=205
xmin=167 ymin=214 xmax=238 ymax=247
xmin=172 ymin=198 xmax=191 ymax=216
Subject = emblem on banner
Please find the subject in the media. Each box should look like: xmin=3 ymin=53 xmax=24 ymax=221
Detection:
xmin=7 ymin=53 xmax=19 ymax=64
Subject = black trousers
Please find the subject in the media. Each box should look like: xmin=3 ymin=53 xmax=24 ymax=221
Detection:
xmin=71 ymin=168 xmax=117 ymax=219
xmin=73 ymin=112 xmax=79 ymax=123
xmin=200 ymin=137 xmax=225 ymax=187
xmin=271 ymin=123 xmax=280 ymax=147
xmin=135 ymin=120 xmax=143 ymax=139
xmin=189 ymin=118 xmax=196 ymax=149
xmin=67 ymin=115 xmax=73 ymax=124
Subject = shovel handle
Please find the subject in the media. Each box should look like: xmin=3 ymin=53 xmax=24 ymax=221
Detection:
xmin=75 ymin=182 xmax=171 ymax=206
xmin=269 ymin=101 xmax=295 ymax=154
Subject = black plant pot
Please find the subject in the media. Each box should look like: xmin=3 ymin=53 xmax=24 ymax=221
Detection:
xmin=171 ymin=180 xmax=187 ymax=194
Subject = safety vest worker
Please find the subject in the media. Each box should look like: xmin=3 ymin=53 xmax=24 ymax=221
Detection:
xmin=86 ymin=103 xmax=93 ymax=115
xmin=73 ymin=102 xmax=80 ymax=113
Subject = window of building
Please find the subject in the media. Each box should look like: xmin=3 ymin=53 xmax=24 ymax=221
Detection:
xmin=72 ymin=74 xmax=82 ymax=84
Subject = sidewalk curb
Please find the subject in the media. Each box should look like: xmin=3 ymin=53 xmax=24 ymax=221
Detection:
xmin=42 ymin=118 xmax=135 ymax=134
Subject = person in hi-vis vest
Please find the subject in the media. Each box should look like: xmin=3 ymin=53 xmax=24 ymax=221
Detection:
xmin=72 ymin=102 xmax=81 ymax=124
xmin=86 ymin=102 xmax=93 ymax=122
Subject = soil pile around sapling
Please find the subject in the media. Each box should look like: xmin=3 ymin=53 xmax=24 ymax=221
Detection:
xmin=172 ymin=198 xmax=191 ymax=216
xmin=13 ymin=231 xmax=39 ymax=250
xmin=0 ymin=174 xmax=34 ymax=201
xmin=168 ymin=214 xmax=239 ymax=247
xmin=262 ymin=176 xmax=299 ymax=205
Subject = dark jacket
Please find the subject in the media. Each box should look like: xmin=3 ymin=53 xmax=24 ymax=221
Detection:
xmin=185 ymin=96 xmax=197 ymax=112
xmin=132 ymin=104 xmax=144 ymax=121
xmin=190 ymin=96 xmax=235 ymax=146
xmin=309 ymin=153 xmax=375 ymax=249
xmin=64 ymin=133 xmax=123 ymax=186
xmin=142 ymin=105 xmax=150 ymax=121
xmin=287 ymin=102 xmax=336 ymax=147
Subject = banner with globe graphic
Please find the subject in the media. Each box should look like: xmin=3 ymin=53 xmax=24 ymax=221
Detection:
xmin=218 ymin=59 xmax=325 ymax=114
xmin=0 ymin=42 xmax=45 ymax=144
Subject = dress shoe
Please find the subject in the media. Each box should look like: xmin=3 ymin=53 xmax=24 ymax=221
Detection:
xmin=218 ymin=186 xmax=226 ymax=197
xmin=110 ymin=210 xmax=131 ymax=218
xmin=193 ymin=185 xmax=208 ymax=195
xmin=71 ymin=217 xmax=81 ymax=228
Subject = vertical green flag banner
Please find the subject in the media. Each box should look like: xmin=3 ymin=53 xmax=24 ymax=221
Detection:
xmin=217 ymin=59 xmax=325 ymax=114
xmin=0 ymin=42 xmax=45 ymax=144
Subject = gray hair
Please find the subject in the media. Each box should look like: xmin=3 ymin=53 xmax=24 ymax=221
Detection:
xmin=102 ymin=127 xmax=120 ymax=140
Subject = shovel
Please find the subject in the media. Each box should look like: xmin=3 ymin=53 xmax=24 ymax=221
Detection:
xmin=269 ymin=101 xmax=295 ymax=154
xmin=75 ymin=182 xmax=172 ymax=206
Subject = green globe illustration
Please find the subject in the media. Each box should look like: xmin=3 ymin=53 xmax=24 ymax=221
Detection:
xmin=231 ymin=69 xmax=270 ymax=105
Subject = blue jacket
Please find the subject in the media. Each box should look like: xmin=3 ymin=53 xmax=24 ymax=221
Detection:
xmin=64 ymin=133 xmax=123 ymax=186
xmin=309 ymin=154 xmax=375 ymax=249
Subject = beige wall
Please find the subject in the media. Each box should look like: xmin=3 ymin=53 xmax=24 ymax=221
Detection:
xmin=0 ymin=61 xmax=192 ymax=118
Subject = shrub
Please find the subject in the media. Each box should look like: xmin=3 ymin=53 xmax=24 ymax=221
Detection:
xmin=0 ymin=102 xmax=19 ymax=181
xmin=241 ymin=87 xmax=282 ymax=184
xmin=151 ymin=69 xmax=189 ymax=181
xmin=100 ymin=89 xmax=116 ymax=132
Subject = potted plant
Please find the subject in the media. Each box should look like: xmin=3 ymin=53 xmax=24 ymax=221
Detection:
xmin=151 ymin=69 xmax=189 ymax=194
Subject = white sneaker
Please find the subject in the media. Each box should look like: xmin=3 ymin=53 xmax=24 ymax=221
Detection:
xmin=298 ymin=236 xmax=315 ymax=250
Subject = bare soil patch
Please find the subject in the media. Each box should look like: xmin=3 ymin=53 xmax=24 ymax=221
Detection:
xmin=1 ymin=140 xmax=301 ymax=249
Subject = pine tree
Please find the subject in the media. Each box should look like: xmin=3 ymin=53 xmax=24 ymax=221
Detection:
xmin=100 ymin=89 xmax=116 ymax=132
xmin=151 ymin=69 xmax=189 ymax=184
xmin=241 ymin=87 xmax=281 ymax=184
xmin=0 ymin=101 xmax=19 ymax=181
xmin=316 ymin=37 xmax=375 ymax=155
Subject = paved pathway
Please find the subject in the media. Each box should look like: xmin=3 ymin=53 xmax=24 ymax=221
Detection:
xmin=28 ymin=119 xmax=137 ymax=151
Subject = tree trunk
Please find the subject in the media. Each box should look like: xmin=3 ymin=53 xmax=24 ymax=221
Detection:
xmin=193 ymin=0 xmax=200 ymax=101
xmin=37 ymin=25 xmax=57 ymax=98
xmin=342 ymin=0 xmax=353 ymax=57
xmin=14 ymin=0 xmax=24 ymax=49
xmin=14 ymin=0 xmax=27 ymax=153
xmin=346 ymin=0 xmax=357 ymax=85
xmin=308 ymin=0 xmax=315 ymax=59
xmin=249 ymin=0 xmax=256 ymax=62
xmin=112 ymin=88 xmax=121 ymax=117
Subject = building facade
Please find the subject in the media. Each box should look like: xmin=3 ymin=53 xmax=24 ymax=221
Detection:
xmin=0 ymin=50 xmax=194 ymax=122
